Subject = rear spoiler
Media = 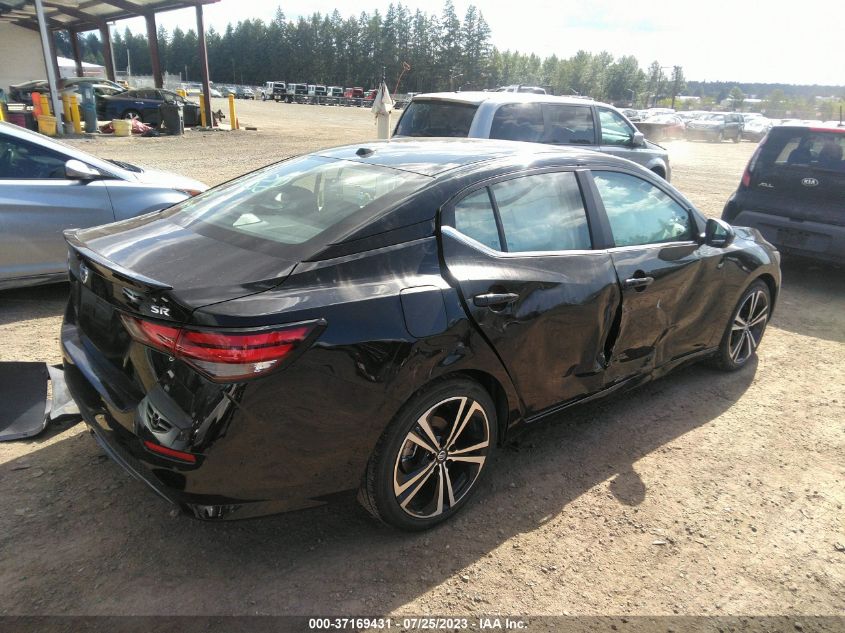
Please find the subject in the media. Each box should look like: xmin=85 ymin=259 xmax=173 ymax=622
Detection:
xmin=64 ymin=229 xmax=173 ymax=292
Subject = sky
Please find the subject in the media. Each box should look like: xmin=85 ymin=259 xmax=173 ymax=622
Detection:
xmin=122 ymin=0 xmax=844 ymax=86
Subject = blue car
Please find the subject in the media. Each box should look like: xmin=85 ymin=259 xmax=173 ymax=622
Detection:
xmin=97 ymin=89 xmax=201 ymax=126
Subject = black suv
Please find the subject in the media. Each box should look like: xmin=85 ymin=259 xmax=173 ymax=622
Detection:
xmin=686 ymin=113 xmax=744 ymax=142
xmin=723 ymin=124 xmax=845 ymax=263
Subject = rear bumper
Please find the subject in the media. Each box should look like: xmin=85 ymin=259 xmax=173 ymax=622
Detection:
xmin=60 ymin=320 xmax=348 ymax=520
xmin=732 ymin=210 xmax=845 ymax=264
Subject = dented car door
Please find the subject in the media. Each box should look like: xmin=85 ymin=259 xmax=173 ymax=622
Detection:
xmin=589 ymin=169 xmax=721 ymax=384
xmin=440 ymin=169 xmax=621 ymax=416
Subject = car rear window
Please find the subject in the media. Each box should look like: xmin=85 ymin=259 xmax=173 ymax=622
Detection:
xmin=761 ymin=129 xmax=845 ymax=172
xmin=170 ymin=156 xmax=429 ymax=248
xmin=395 ymin=101 xmax=478 ymax=137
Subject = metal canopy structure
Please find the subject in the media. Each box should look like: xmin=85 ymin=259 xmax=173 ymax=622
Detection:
xmin=0 ymin=0 xmax=220 ymax=134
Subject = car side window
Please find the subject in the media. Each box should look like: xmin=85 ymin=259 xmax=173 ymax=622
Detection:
xmin=491 ymin=171 xmax=591 ymax=252
xmin=0 ymin=137 xmax=67 ymax=179
xmin=453 ymin=189 xmax=501 ymax=251
xmin=593 ymin=171 xmax=693 ymax=247
xmin=489 ymin=103 xmax=544 ymax=142
xmin=598 ymin=108 xmax=635 ymax=146
xmin=543 ymin=104 xmax=595 ymax=145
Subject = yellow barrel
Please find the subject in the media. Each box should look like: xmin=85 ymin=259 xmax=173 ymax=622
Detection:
xmin=37 ymin=115 xmax=57 ymax=136
xmin=112 ymin=119 xmax=132 ymax=136
xmin=39 ymin=93 xmax=51 ymax=116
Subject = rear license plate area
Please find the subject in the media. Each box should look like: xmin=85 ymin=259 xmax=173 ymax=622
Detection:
xmin=777 ymin=228 xmax=810 ymax=247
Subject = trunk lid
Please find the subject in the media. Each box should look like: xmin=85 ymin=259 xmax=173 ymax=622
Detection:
xmin=66 ymin=212 xmax=297 ymax=321
xmin=65 ymin=213 xmax=297 ymax=392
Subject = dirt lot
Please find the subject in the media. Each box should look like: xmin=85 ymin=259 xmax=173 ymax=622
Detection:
xmin=0 ymin=100 xmax=842 ymax=619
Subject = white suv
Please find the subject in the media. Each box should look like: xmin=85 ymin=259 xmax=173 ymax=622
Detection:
xmin=394 ymin=92 xmax=672 ymax=180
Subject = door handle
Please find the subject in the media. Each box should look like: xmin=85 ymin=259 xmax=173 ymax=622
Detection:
xmin=622 ymin=276 xmax=654 ymax=290
xmin=473 ymin=292 xmax=519 ymax=307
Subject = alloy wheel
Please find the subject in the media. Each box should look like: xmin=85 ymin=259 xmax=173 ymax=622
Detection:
xmin=729 ymin=289 xmax=769 ymax=365
xmin=392 ymin=396 xmax=491 ymax=519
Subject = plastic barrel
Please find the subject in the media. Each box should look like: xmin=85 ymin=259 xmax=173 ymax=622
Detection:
xmin=37 ymin=115 xmax=57 ymax=136
xmin=112 ymin=119 xmax=132 ymax=137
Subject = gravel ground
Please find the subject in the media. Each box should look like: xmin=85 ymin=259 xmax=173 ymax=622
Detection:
xmin=0 ymin=100 xmax=842 ymax=619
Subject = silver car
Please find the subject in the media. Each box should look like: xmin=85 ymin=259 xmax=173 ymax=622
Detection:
xmin=0 ymin=121 xmax=207 ymax=290
xmin=394 ymin=91 xmax=672 ymax=180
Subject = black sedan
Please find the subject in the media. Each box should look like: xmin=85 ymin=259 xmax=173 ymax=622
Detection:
xmin=97 ymin=88 xmax=200 ymax=126
xmin=61 ymin=139 xmax=781 ymax=530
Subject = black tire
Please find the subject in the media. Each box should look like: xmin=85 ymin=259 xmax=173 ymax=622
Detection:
xmin=733 ymin=130 xmax=742 ymax=143
xmin=708 ymin=280 xmax=771 ymax=371
xmin=713 ymin=130 xmax=724 ymax=143
xmin=359 ymin=377 xmax=498 ymax=531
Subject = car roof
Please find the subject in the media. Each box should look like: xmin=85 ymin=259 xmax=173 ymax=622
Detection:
xmin=314 ymin=137 xmax=598 ymax=176
xmin=409 ymin=91 xmax=606 ymax=108
xmin=770 ymin=123 xmax=845 ymax=133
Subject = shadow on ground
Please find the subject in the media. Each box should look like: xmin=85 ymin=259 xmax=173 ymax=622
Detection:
xmin=0 ymin=283 xmax=69 ymax=328
xmin=771 ymin=257 xmax=845 ymax=344
xmin=0 ymin=359 xmax=756 ymax=616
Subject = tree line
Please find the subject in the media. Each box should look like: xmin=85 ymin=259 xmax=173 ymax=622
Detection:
xmin=54 ymin=1 xmax=843 ymax=108
xmin=51 ymin=2 xmax=676 ymax=102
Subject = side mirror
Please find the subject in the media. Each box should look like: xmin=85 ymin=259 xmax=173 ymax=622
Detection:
xmin=703 ymin=217 xmax=735 ymax=248
xmin=631 ymin=131 xmax=646 ymax=147
xmin=65 ymin=159 xmax=102 ymax=181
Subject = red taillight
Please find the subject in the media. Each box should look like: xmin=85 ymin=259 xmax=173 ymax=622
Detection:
xmin=143 ymin=439 xmax=197 ymax=463
xmin=741 ymin=143 xmax=764 ymax=189
xmin=121 ymin=315 xmax=319 ymax=382
xmin=175 ymin=327 xmax=311 ymax=363
xmin=121 ymin=316 xmax=180 ymax=351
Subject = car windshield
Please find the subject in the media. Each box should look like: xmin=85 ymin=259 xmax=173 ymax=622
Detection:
xmin=702 ymin=114 xmax=725 ymax=121
xmin=395 ymin=101 xmax=478 ymax=137
xmin=170 ymin=155 xmax=430 ymax=247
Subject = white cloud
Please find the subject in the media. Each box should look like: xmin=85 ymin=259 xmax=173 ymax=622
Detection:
xmin=124 ymin=0 xmax=842 ymax=85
